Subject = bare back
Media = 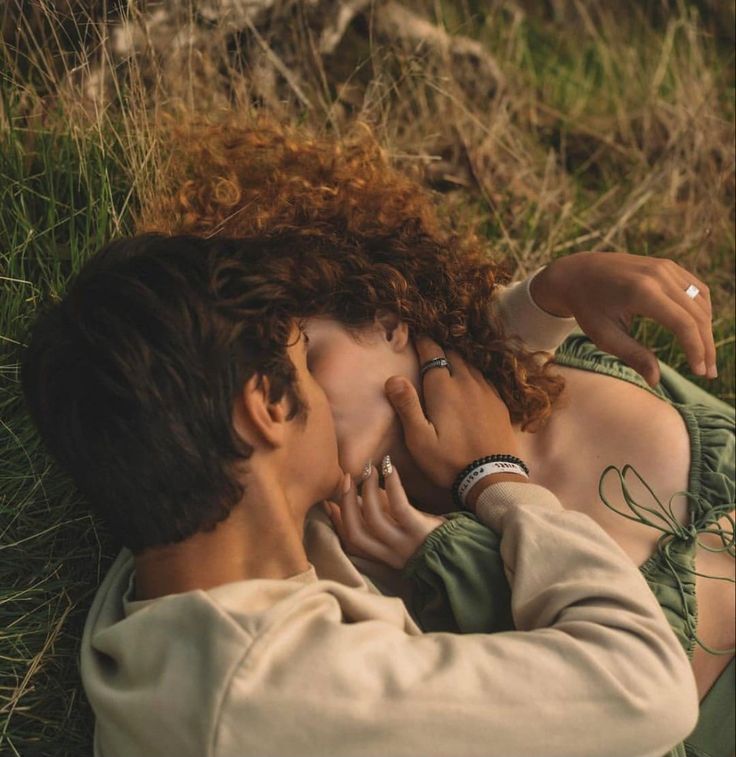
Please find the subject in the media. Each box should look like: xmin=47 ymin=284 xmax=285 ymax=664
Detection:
xmin=520 ymin=364 xmax=735 ymax=700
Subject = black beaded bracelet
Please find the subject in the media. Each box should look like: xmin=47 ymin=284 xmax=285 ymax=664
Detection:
xmin=452 ymin=454 xmax=530 ymax=509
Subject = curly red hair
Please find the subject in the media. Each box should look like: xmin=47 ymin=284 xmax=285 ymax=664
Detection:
xmin=137 ymin=115 xmax=564 ymax=430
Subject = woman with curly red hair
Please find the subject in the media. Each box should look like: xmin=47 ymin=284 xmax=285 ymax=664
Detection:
xmin=135 ymin=117 xmax=733 ymax=756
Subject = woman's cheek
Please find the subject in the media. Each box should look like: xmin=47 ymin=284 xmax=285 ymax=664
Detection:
xmin=332 ymin=427 xmax=367 ymax=479
xmin=312 ymin=368 xmax=391 ymax=473
xmin=333 ymin=407 xmax=400 ymax=479
xmin=329 ymin=401 xmax=379 ymax=475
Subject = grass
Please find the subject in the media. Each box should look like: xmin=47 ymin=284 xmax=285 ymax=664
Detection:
xmin=1 ymin=1 xmax=734 ymax=754
xmin=0 ymin=117 xmax=132 ymax=756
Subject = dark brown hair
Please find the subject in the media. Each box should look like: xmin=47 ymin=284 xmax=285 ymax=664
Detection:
xmin=21 ymin=234 xmax=308 ymax=553
xmin=139 ymin=116 xmax=565 ymax=428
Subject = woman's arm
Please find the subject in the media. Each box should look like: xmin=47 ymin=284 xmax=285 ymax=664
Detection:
xmin=402 ymin=512 xmax=513 ymax=634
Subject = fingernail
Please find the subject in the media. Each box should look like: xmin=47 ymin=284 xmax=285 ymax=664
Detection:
xmin=707 ymin=364 xmax=718 ymax=378
xmin=694 ymin=361 xmax=706 ymax=376
xmin=342 ymin=473 xmax=352 ymax=495
xmin=381 ymin=455 xmax=393 ymax=478
xmin=360 ymin=460 xmax=373 ymax=482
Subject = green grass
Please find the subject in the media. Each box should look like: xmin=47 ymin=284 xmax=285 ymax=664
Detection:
xmin=1 ymin=111 xmax=132 ymax=756
xmin=1 ymin=1 xmax=734 ymax=754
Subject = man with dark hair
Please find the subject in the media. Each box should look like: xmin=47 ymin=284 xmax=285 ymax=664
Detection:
xmin=21 ymin=234 xmax=697 ymax=757
xmin=22 ymin=234 xmax=321 ymax=554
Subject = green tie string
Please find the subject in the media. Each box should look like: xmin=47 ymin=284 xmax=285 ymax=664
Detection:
xmin=597 ymin=464 xmax=735 ymax=656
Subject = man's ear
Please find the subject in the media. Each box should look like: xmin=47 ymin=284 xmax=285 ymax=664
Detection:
xmin=375 ymin=309 xmax=410 ymax=352
xmin=232 ymin=373 xmax=288 ymax=449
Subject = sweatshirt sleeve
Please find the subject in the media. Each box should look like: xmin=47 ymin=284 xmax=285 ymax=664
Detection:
xmin=216 ymin=484 xmax=698 ymax=757
xmin=493 ymin=266 xmax=578 ymax=353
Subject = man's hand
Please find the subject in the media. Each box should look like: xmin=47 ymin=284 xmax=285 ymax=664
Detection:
xmin=530 ymin=251 xmax=717 ymax=386
xmin=384 ymin=336 xmax=523 ymax=491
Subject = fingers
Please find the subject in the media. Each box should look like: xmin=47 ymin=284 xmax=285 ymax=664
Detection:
xmin=327 ymin=462 xmax=445 ymax=570
xmin=442 ymin=347 xmax=472 ymax=380
xmin=662 ymin=269 xmax=716 ymax=378
xmin=416 ymin=336 xmax=475 ymax=384
xmin=381 ymin=459 xmax=418 ymax=527
xmin=328 ymin=468 xmax=396 ymax=566
xmin=414 ymin=335 xmax=450 ymax=367
xmin=386 ymin=336 xmax=478 ymax=467
xmin=580 ymin=257 xmax=717 ymax=384
xmin=414 ymin=337 xmax=454 ymax=417
xmin=360 ymin=464 xmax=403 ymax=544
xmin=382 ymin=459 xmax=446 ymax=557
xmin=552 ymin=253 xmax=720 ymax=383
xmin=631 ymin=259 xmax=716 ymax=379
xmin=325 ymin=500 xmax=374 ymax=563
xmin=337 ymin=473 xmax=393 ymax=562
xmin=637 ymin=289 xmax=712 ymax=380
xmin=585 ymin=318 xmax=661 ymax=387
xmin=385 ymin=375 xmax=436 ymax=454
xmin=414 ymin=337 xmax=483 ymax=424
xmin=324 ymin=501 xmax=348 ymax=543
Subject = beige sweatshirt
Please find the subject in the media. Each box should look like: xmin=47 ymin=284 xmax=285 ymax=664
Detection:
xmin=491 ymin=267 xmax=579 ymax=353
xmin=82 ymin=484 xmax=697 ymax=757
xmin=80 ymin=273 xmax=697 ymax=756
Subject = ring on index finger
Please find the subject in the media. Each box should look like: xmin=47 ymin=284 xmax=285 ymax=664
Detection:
xmin=420 ymin=357 xmax=453 ymax=381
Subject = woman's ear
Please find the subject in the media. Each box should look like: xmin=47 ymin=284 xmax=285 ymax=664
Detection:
xmin=232 ymin=373 xmax=288 ymax=449
xmin=375 ymin=310 xmax=410 ymax=352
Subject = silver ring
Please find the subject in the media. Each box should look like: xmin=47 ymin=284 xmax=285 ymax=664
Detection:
xmin=685 ymin=284 xmax=700 ymax=299
xmin=420 ymin=357 xmax=452 ymax=380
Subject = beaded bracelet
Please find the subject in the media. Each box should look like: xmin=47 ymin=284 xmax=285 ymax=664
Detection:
xmin=452 ymin=454 xmax=530 ymax=509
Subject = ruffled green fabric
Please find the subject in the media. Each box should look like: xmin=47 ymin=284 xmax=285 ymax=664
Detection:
xmin=685 ymin=656 xmax=736 ymax=757
xmin=403 ymin=512 xmax=513 ymax=634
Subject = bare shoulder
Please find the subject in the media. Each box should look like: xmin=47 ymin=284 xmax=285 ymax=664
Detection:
xmin=538 ymin=363 xmax=734 ymax=699
xmin=533 ymin=363 xmax=691 ymax=566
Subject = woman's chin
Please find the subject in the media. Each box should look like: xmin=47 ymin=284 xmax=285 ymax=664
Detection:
xmin=338 ymin=446 xmax=384 ymax=480
xmin=336 ymin=420 xmax=399 ymax=479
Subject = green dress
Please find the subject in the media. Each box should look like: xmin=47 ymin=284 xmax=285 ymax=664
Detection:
xmin=403 ymin=333 xmax=735 ymax=757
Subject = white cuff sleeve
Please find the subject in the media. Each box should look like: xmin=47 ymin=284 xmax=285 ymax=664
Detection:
xmin=473 ymin=480 xmax=563 ymax=532
xmin=493 ymin=266 xmax=578 ymax=353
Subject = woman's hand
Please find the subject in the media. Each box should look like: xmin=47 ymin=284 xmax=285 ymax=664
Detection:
xmin=325 ymin=461 xmax=444 ymax=570
xmin=530 ymin=251 xmax=717 ymax=386
xmin=384 ymin=336 xmax=524 ymax=491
